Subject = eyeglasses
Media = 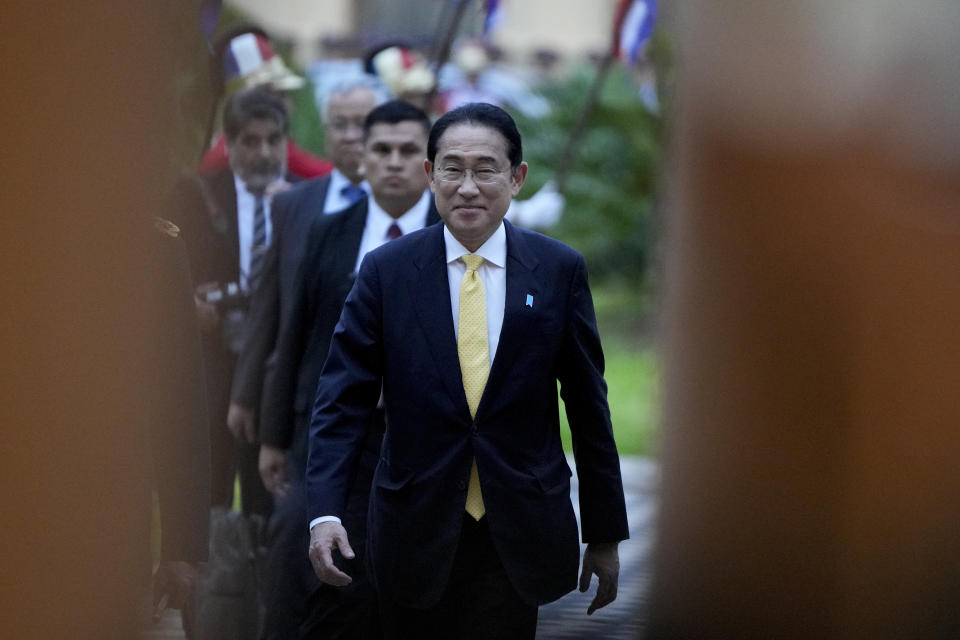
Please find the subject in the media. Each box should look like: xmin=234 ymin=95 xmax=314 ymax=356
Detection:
xmin=326 ymin=119 xmax=364 ymax=134
xmin=434 ymin=166 xmax=507 ymax=185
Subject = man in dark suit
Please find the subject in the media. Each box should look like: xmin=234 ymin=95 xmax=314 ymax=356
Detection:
xmin=146 ymin=216 xmax=212 ymax=637
xmin=306 ymin=103 xmax=629 ymax=639
xmin=259 ymin=100 xmax=440 ymax=639
xmin=172 ymin=88 xmax=294 ymax=519
xmin=226 ymin=77 xmax=388 ymax=443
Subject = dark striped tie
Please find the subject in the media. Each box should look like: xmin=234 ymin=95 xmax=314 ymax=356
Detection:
xmin=249 ymin=194 xmax=267 ymax=291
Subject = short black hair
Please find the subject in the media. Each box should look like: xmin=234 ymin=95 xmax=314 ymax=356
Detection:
xmin=427 ymin=102 xmax=523 ymax=168
xmin=223 ymin=88 xmax=289 ymax=141
xmin=362 ymin=100 xmax=431 ymax=140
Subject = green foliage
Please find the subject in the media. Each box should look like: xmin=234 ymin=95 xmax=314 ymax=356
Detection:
xmin=559 ymin=340 xmax=660 ymax=457
xmin=521 ymin=65 xmax=664 ymax=457
xmin=558 ymin=281 xmax=660 ymax=457
xmin=288 ymin=82 xmax=326 ymax=158
xmin=514 ymin=64 xmax=661 ymax=286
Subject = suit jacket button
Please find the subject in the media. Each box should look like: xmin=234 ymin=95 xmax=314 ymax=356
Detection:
xmin=458 ymin=480 xmax=467 ymax=490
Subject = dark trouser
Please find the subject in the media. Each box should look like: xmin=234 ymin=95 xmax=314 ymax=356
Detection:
xmin=204 ymin=343 xmax=271 ymax=517
xmin=261 ymin=483 xmax=318 ymax=640
xmin=299 ymin=445 xmax=382 ymax=639
xmin=379 ymin=515 xmax=538 ymax=640
xmin=261 ymin=412 xmax=384 ymax=640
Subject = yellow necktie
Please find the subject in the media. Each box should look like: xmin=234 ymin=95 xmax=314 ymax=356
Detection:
xmin=458 ymin=254 xmax=488 ymax=520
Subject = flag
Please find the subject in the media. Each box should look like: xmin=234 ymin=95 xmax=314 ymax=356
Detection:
xmin=613 ymin=0 xmax=657 ymax=62
xmin=484 ymin=0 xmax=505 ymax=35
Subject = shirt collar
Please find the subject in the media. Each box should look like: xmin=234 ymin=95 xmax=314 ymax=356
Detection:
xmin=443 ymin=222 xmax=507 ymax=269
xmin=234 ymin=175 xmax=285 ymax=200
xmin=367 ymin=190 xmax=432 ymax=239
xmin=328 ymin=169 xmax=370 ymax=196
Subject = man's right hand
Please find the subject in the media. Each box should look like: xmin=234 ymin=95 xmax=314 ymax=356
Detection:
xmin=258 ymin=443 xmax=290 ymax=498
xmin=308 ymin=521 xmax=354 ymax=586
xmin=153 ymin=560 xmax=199 ymax=613
xmin=226 ymin=402 xmax=256 ymax=443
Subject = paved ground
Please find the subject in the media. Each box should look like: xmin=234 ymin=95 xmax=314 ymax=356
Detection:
xmin=144 ymin=456 xmax=658 ymax=640
xmin=535 ymin=456 xmax=657 ymax=639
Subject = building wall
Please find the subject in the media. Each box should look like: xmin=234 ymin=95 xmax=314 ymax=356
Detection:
xmin=490 ymin=1 xmax=619 ymax=63
xmin=226 ymin=0 xmax=620 ymax=65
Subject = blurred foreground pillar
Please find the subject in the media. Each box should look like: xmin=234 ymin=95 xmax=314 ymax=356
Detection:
xmin=650 ymin=2 xmax=960 ymax=638
xmin=0 ymin=2 xmax=203 ymax=639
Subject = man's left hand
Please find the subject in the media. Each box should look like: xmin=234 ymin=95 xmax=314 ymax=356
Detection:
xmin=578 ymin=541 xmax=620 ymax=615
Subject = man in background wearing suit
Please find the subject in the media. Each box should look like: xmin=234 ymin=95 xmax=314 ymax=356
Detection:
xmin=306 ymin=103 xmax=629 ymax=639
xmin=224 ymin=77 xmax=387 ymax=640
xmin=260 ymin=100 xmax=440 ymax=639
xmin=145 ymin=217 xmax=212 ymax=637
xmin=226 ymin=76 xmax=388 ymax=471
xmin=172 ymin=88 xmax=293 ymax=519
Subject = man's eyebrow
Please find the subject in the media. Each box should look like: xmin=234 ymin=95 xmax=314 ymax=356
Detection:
xmin=438 ymin=152 xmax=500 ymax=164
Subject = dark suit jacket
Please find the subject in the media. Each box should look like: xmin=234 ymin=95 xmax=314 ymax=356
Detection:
xmin=262 ymin=195 xmax=440 ymax=474
xmin=145 ymin=219 xmax=211 ymax=563
xmin=172 ymin=167 xmax=302 ymax=298
xmin=172 ymin=168 xmax=241 ymax=291
xmin=305 ymin=220 xmax=629 ymax=608
xmin=230 ymin=175 xmax=333 ymax=410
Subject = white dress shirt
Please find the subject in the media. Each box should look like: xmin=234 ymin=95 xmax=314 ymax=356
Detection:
xmin=323 ymin=169 xmax=371 ymax=215
xmin=353 ymin=190 xmax=432 ymax=274
xmin=234 ymin=175 xmax=279 ymax=291
xmin=443 ymin=222 xmax=507 ymax=366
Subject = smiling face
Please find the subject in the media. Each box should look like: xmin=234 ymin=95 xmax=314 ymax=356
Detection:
xmin=426 ymin=123 xmax=527 ymax=252
xmin=362 ymin=120 xmax=430 ymax=217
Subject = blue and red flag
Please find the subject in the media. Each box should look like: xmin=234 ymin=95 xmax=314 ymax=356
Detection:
xmin=613 ymin=0 xmax=657 ymax=62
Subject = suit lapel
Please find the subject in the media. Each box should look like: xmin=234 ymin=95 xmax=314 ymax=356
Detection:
xmin=340 ymin=198 xmax=367 ymax=275
xmin=410 ymin=225 xmax=470 ymax=414
xmin=319 ymin=199 xmax=367 ymax=306
xmin=484 ymin=222 xmax=540 ymax=412
xmin=215 ymin=170 xmax=241 ymax=276
xmin=315 ymin=175 xmax=332 ymax=219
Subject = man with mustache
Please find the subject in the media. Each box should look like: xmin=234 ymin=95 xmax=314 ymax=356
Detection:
xmin=173 ymin=88 xmax=296 ymax=521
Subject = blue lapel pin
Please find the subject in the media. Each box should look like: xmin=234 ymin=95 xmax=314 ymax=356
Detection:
xmin=525 ymin=294 xmax=534 ymax=308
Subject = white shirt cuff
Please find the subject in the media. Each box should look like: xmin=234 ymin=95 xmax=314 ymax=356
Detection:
xmin=309 ymin=515 xmax=341 ymax=531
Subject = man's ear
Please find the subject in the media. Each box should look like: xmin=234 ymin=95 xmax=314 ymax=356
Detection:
xmin=423 ymin=159 xmax=436 ymax=193
xmin=510 ymin=162 xmax=529 ymax=197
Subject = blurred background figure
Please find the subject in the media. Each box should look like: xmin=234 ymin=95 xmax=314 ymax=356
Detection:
xmin=363 ymin=43 xmax=438 ymax=114
xmin=227 ymin=77 xmax=388 ymax=640
xmin=171 ymin=88 xmax=297 ymax=529
xmin=199 ymin=26 xmax=334 ymax=180
xmin=437 ymin=37 xmax=550 ymax=118
xmin=145 ymin=217 xmax=213 ymax=639
xmin=437 ymin=38 xmax=502 ymax=110
xmin=648 ymin=1 xmax=960 ymax=638
xmin=1 ymin=1 xmax=216 ymax=638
